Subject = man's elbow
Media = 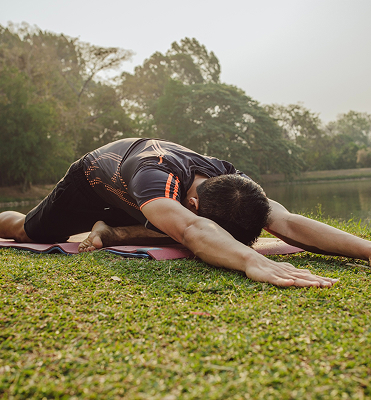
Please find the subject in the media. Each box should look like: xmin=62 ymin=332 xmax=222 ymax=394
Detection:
xmin=181 ymin=221 xmax=198 ymax=248
xmin=181 ymin=218 xmax=218 ymax=252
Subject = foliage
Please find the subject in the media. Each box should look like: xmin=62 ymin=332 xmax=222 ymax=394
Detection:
xmin=356 ymin=147 xmax=371 ymax=168
xmin=326 ymin=111 xmax=371 ymax=169
xmin=154 ymin=81 xmax=303 ymax=178
xmin=0 ymin=67 xmax=68 ymax=188
xmin=304 ymin=134 xmax=360 ymax=171
xmin=0 ymin=23 xmax=134 ymax=186
xmin=327 ymin=111 xmax=371 ymax=146
xmin=120 ymin=37 xmax=220 ymax=113
xmin=266 ymin=104 xmax=371 ymax=172
xmin=120 ymin=40 xmax=304 ymax=179
xmin=1 ymin=217 xmax=371 ymax=398
xmin=265 ymin=103 xmax=323 ymax=144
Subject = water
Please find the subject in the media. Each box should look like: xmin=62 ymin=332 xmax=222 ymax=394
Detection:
xmin=263 ymin=178 xmax=371 ymax=225
xmin=0 ymin=202 xmax=39 ymax=215
xmin=2 ymin=178 xmax=371 ymax=225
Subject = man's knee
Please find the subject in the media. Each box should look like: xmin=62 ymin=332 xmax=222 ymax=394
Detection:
xmin=0 ymin=211 xmax=32 ymax=242
xmin=13 ymin=216 xmax=32 ymax=242
xmin=15 ymin=225 xmax=32 ymax=242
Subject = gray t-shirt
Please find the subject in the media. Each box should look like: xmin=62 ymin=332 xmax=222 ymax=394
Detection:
xmin=83 ymin=138 xmax=247 ymax=228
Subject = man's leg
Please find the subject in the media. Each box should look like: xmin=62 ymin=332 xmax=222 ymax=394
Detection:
xmin=0 ymin=211 xmax=33 ymax=242
xmin=21 ymin=158 xmax=113 ymax=244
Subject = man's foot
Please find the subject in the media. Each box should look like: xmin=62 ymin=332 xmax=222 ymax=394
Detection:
xmin=78 ymin=221 xmax=176 ymax=252
xmin=78 ymin=221 xmax=114 ymax=252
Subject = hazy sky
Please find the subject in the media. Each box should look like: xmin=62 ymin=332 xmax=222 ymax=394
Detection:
xmin=1 ymin=0 xmax=370 ymax=122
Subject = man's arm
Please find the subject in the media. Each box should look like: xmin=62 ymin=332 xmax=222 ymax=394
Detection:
xmin=141 ymin=198 xmax=338 ymax=287
xmin=266 ymin=199 xmax=371 ymax=261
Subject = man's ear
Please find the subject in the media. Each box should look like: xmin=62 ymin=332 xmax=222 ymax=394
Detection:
xmin=189 ymin=197 xmax=199 ymax=213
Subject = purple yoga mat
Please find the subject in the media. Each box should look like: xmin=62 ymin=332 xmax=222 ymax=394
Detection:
xmin=0 ymin=238 xmax=303 ymax=260
xmin=0 ymin=241 xmax=194 ymax=260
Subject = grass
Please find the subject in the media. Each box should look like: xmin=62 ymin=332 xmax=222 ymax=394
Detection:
xmin=1 ymin=216 xmax=371 ymax=399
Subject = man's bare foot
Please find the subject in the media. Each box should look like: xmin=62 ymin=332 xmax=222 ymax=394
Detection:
xmin=78 ymin=221 xmax=176 ymax=252
xmin=78 ymin=221 xmax=114 ymax=252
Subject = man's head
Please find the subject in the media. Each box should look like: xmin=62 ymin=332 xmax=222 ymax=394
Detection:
xmin=195 ymin=174 xmax=271 ymax=246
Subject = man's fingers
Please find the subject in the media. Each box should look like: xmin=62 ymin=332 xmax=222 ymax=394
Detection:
xmin=264 ymin=260 xmax=339 ymax=287
xmin=272 ymin=276 xmax=334 ymax=288
xmin=272 ymin=277 xmax=296 ymax=287
xmin=278 ymin=263 xmax=337 ymax=284
xmin=292 ymin=278 xmax=321 ymax=287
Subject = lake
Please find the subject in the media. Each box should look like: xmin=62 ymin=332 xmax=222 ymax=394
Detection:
xmin=2 ymin=178 xmax=371 ymax=226
xmin=263 ymin=178 xmax=371 ymax=225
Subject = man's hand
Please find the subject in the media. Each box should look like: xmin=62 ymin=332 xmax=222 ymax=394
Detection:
xmin=243 ymin=254 xmax=338 ymax=287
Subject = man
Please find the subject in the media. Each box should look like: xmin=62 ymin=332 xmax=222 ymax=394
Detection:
xmin=1 ymin=138 xmax=370 ymax=287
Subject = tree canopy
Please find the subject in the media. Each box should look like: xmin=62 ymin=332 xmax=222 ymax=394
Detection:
xmin=266 ymin=103 xmax=371 ymax=171
xmin=0 ymin=23 xmax=135 ymax=186
xmin=153 ymin=81 xmax=303 ymax=178
xmin=119 ymin=39 xmax=302 ymax=179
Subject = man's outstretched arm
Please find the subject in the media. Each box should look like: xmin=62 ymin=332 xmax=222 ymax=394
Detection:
xmin=266 ymin=199 xmax=371 ymax=261
xmin=141 ymin=198 xmax=338 ymax=288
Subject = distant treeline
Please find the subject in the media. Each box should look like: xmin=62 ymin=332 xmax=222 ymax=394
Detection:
xmin=1 ymin=22 xmax=371 ymax=188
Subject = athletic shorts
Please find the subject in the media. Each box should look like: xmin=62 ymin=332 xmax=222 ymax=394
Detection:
xmin=24 ymin=157 xmax=141 ymax=243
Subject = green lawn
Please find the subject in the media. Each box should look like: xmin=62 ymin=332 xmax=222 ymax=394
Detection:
xmin=1 ymin=218 xmax=371 ymax=399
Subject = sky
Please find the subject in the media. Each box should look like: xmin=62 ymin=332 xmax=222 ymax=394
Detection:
xmin=1 ymin=0 xmax=370 ymax=122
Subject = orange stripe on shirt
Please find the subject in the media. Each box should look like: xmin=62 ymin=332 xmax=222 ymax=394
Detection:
xmin=165 ymin=173 xmax=173 ymax=198
xmin=140 ymin=196 xmax=179 ymax=210
xmin=172 ymin=176 xmax=180 ymax=200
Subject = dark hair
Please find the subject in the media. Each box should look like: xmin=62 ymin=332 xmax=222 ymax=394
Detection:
xmin=196 ymin=174 xmax=271 ymax=246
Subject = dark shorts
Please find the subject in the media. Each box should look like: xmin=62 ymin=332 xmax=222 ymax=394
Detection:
xmin=24 ymin=157 xmax=140 ymax=243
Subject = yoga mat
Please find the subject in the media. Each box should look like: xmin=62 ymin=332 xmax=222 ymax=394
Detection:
xmin=0 ymin=238 xmax=303 ymax=260
xmin=251 ymin=238 xmax=304 ymax=256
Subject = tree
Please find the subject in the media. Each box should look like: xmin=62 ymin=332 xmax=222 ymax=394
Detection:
xmin=120 ymin=37 xmax=221 ymax=115
xmin=263 ymin=103 xmax=363 ymax=171
xmin=265 ymin=103 xmax=324 ymax=143
xmin=0 ymin=22 xmax=135 ymax=184
xmin=76 ymin=82 xmax=135 ymax=154
xmin=357 ymin=148 xmax=371 ymax=168
xmin=119 ymin=39 xmax=303 ymax=179
xmin=153 ymin=81 xmax=303 ymax=178
xmin=0 ymin=68 xmax=70 ymax=188
xmin=326 ymin=111 xmax=371 ymax=146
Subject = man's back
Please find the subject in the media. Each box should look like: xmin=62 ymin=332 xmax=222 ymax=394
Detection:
xmin=83 ymin=138 xmax=239 ymax=223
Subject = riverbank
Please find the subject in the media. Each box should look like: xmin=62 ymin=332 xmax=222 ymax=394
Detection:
xmin=261 ymin=167 xmax=371 ymax=184
xmin=0 ymin=184 xmax=54 ymax=208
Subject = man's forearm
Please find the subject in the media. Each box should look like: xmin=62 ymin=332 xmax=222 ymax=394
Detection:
xmin=266 ymin=212 xmax=371 ymax=260
xmin=182 ymin=217 xmax=252 ymax=272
